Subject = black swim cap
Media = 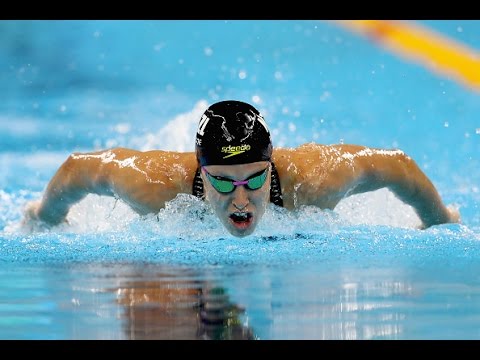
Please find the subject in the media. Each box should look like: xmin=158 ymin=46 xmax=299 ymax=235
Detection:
xmin=195 ymin=100 xmax=272 ymax=166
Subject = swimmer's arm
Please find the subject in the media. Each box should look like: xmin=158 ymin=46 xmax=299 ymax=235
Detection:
xmin=345 ymin=147 xmax=459 ymax=228
xmin=24 ymin=148 xmax=196 ymax=227
xmin=24 ymin=150 xmax=117 ymax=226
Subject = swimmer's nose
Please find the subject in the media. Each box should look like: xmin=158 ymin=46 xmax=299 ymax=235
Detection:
xmin=232 ymin=185 xmax=249 ymax=210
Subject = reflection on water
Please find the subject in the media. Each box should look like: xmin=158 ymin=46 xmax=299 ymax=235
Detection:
xmin=1 ymin=19 xmax=479 ymax=340
xmin=235 ymin=267 xmax=416 ymax=340
xmin=115 ymin=271 xmax=255 ymax=340
xmin=293 ymin=278 xmax=412 ymax=340
xmin=1 ymin=260 xmax=480 ymax=339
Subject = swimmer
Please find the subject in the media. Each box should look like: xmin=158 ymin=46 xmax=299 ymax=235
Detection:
xmin=23 ymin=100 xmax=460 ymax=236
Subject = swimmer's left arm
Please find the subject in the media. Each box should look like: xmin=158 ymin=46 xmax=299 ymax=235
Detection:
xmin=342 ymin=146 xmax=460 ymax=228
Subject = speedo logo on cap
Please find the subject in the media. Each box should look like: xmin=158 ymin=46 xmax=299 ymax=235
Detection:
xmin=221 ymin=144 xmax=251 ymax=159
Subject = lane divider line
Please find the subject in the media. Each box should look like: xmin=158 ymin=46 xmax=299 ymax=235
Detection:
xmin=332 ymin=20 xmax=480 ymax=92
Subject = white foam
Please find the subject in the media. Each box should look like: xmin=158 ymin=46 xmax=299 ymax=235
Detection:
xmin=335 ymin=188 xmax=421 ymax=228
xmin=128 ymin=100 xmax=209 ymax=152
xmin=0 ymin=116 xmax=40 ymax=136
xmin=1 ymin=190 xmax=43 ymax=233
xmin=66 ymin=194 xmax=138 ymax=233
xmin=5 ymin=187 xmax=423 ymax=238
xmin=63 ymin=193 xmax=228 ymax=238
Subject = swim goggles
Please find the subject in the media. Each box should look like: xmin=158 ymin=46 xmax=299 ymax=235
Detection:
xmin=202 ymin=165 xmax=269 ymax=194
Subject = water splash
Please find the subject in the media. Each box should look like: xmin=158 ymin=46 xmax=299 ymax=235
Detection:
xmin=2 ymin=190 xmax=478 ymax=265
xmin=4 ymin=188 xmax=424 ymax=237
xmin=127 ymin=100 xmax=208 ymax=152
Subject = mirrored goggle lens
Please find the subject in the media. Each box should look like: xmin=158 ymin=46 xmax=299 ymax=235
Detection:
xmin=245 ymin=170 xmax=267 ymax=190
xmin=210 ymin=177 xmax=235 ymax=193
xmin=205 ymin=167 xmax=269 ymax=194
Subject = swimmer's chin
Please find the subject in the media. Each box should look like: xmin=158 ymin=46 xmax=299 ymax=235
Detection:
xmin=225 ymin=217 xmax=257 ymax=237
xmin=227 ymin=228 xmax=256 ymax=238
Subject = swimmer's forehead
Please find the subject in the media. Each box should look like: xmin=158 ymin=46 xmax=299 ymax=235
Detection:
xmin=204 ymin=161 xmax=270 ymax=177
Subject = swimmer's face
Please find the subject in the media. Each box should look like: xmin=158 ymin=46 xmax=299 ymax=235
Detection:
xmin=201 ymin=161 xmax=271 ymax=237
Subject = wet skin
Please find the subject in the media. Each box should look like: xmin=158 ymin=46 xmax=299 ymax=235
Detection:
xmin=23 ymin=143 xmax=460 ymax=234
xmin=201 ymin=161 xmax=271 ymax=237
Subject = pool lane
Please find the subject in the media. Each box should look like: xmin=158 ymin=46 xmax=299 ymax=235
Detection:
xmin=332 ymin=20 xmax=480 ymax=93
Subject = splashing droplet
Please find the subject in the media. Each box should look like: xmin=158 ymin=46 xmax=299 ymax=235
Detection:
xmin=252 ymin=95 xmax=261 ymax=104
xmin=204 ymin=47 xmax=213 ymax=56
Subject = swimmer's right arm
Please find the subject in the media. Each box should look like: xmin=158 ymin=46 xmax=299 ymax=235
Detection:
xmin=24 ymin=150 xmax=116 ymax=226
xmin=23 ymin=148 xmax=197 ymax=227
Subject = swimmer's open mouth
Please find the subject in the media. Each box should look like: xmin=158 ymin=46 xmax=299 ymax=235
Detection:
xmin=229 ymin=212 xmax=253 ymax=229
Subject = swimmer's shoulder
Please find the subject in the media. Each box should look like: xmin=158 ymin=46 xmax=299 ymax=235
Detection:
xmin=70 ymin=148 xmax=196 ymax=167
xmin=273 ymin=142 xmax=338 ymax=157
xmin=141 ymin=149 xmax=196 ymax=166
xmin=272 ymin=143 xmax=374 ymax=169
xmin=84 ymin=147 xmax=195 ymax=160
xmin=274 ymin=142 xmax=375 ymax=154
xmin=71 ymin=147 xmax=144 ymax=158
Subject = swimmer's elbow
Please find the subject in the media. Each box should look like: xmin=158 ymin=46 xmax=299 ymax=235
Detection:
xmin=395 ymin=151 xmax=418 ymax=173
xmin=62 ymin=153 xmax=79 ymax=172
xmin=371 ymin=150 xmax=417 ymax=184
xmin=61 ymin=152 xmax=109 ymax=194
xmin=60 ymin=153 xmax=92 ymax=179
xmin=354 ymin=150 xmax=418 ymax=197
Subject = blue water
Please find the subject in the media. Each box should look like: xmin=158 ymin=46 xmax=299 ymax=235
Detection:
xmin=1 ymin=20 xmax=479 ymax=339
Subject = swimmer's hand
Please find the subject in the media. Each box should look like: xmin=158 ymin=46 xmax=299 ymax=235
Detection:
xmin=21 ymin=200 xmax=68 ymax=231
xmin=22 ymin=200 xmax=41 ymax=223
xmin=418 ymin=204 xmax=461 ymax=230
xmin=446 ymin=204 xmax=461 ymax=224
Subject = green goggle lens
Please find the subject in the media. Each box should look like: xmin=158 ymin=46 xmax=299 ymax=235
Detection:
xmin=210 ymin=178 xmax=235 ymax=193
xmin=245 ymin=170 xmax=267 ymax=189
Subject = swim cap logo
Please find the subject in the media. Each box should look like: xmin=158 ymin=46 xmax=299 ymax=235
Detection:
xmin=197 ymin=114 xmax=210 ymax=136
xmin=221 ymin=144 xmax=251 ymax=159
xmin=198 ymin=110 xmax=235 ymax=141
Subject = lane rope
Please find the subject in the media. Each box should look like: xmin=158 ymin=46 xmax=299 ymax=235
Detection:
xmin=333 ymin=20 xmax=480 ymax=92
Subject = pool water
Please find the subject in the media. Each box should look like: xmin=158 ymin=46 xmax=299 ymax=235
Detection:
xmin=0 ymin=20 xmax=479 ymax=339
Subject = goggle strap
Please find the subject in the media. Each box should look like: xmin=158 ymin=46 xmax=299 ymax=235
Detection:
xmin=232 ymin=180 xmax=249 ymax=186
